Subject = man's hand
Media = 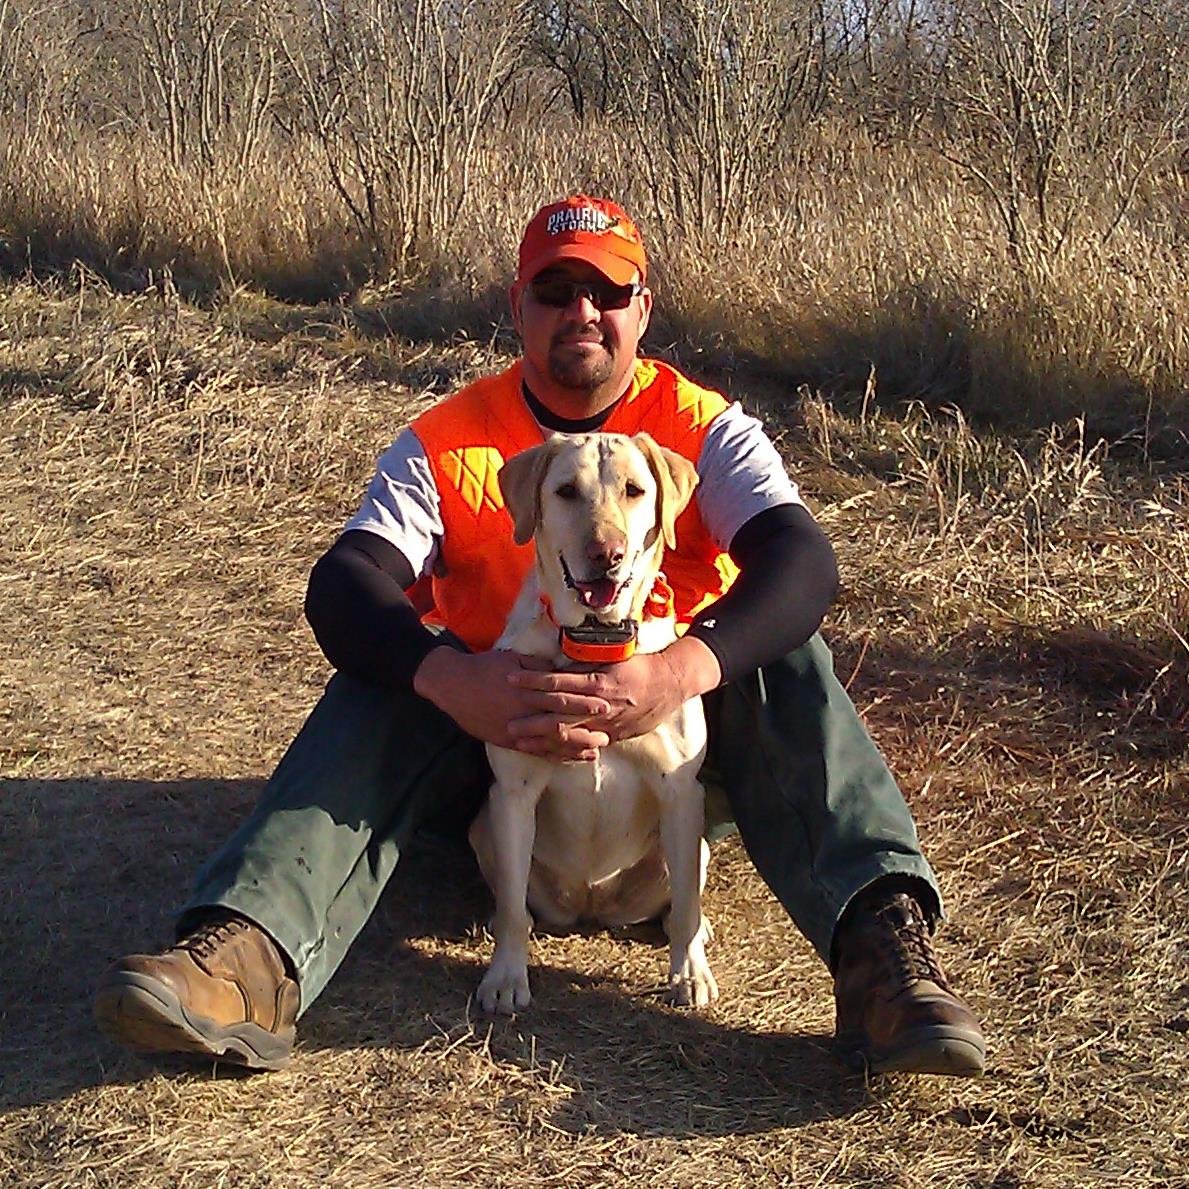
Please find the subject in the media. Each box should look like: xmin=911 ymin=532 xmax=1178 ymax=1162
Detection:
xmin=413 ymin=647 xmax=612 ymax=761
xmin=506 ymin=635 xmax=723 ymax=745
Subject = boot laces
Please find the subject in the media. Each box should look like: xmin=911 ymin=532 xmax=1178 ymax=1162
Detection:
xmin=180 ymin=916 xmax=244 ymax=960
xmin=873 ymin=896 xmax=948 ymax=992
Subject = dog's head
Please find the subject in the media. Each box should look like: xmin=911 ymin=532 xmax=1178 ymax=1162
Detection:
xmin=499 ymin=432 xmax=698 ymax=625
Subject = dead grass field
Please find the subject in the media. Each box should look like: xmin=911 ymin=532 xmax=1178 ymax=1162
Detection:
xmin=1 ymin=276 xmax=1187 ymax=1188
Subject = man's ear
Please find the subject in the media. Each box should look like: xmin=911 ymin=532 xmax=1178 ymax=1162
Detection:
xmin=499 ymin=441 xmax=557 ymax=545
xmin=509 ymin=281 xmax=524 ymax=336
xmin=635 ymin=286 xmax=653 ymax=342
xmin=632 ymin=432 xmax=698 ymax=551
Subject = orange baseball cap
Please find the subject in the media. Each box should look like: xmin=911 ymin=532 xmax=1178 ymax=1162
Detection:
xmin=517 ymin=195 xmax=647 ymax=286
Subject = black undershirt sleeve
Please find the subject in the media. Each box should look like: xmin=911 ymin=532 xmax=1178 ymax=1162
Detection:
xmin=304 ymin=506 xmax=839 ymax=693
xmin=684 ymin=503 xmax=839 ymax=685
xmin=303 ymin=529 xmax=448 ymax=689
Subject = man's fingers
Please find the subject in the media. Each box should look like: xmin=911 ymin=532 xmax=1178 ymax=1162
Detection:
xmin=514 ymin=654 xmax=555 ymax=672
xmin=508 ymin=713 xmax=608 ymax=741
xmin=521 ymin=691 xmax=610 ymax=716
xmin=509 ymin=668 xmax=608 ymax=696
xmin=515 ymin=741 xmax=605 ymax=761
xmin=507 ymin=714 xmax=609 ymax=747
xmin=514 ymin=741 xmax=601 ymax=761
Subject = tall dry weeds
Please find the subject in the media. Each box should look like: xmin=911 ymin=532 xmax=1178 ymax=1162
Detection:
xmin=1 ymin=2 xmax=1186 ymax=448
xmin=1 ymin=274 xmax=1186 ymax=1186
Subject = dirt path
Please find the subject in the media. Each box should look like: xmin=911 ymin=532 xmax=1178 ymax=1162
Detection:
xmin=2 ymin=279 xmax=1185 ymax=1187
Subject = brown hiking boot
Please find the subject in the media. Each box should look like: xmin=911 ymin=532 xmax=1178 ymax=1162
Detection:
xmin=94 ymin=913 xmax=298 ymax=1071
xmin=833 ymin=889 xmax=986 ymax=1076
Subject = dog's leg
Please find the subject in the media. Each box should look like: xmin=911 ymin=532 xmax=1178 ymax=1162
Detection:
xmin=658 ymin=776 xmax=719 ymax=1008
xmin=476 ymin=765 xmax=548 ymax=1014
xmin=663 ymin=837 xmax=715 ymax=944
xmin=695 ymin=836 xmax=715 ymax=946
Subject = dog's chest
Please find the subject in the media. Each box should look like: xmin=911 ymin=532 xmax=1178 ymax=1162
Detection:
xmin=532 ymin=750 xmax=658 ymax=880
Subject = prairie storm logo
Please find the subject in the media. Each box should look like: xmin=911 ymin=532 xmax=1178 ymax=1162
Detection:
xmin=545 ymin=206 xmax=623 ymax=238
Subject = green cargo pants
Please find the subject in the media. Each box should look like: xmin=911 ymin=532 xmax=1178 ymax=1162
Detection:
xmin=181 ymin=633 xmax=940 ymax=1014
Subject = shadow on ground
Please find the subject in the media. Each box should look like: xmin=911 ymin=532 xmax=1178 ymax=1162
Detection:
xmin=0 ymin=777 xmax=863 ymax=1138
xmin=830 ymin=622 xmax=1189 ymax=767
xmin=665 ymin=280 xmax=1189 ymax=462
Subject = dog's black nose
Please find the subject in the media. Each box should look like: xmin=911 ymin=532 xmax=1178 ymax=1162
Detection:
xmin=586 ymin=536 xmax=626 ymax=572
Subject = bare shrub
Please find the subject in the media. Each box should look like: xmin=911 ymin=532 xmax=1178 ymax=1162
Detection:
xmin=0 ymin=0 xmax=1186 ymax=439
xmin=934 ymin=0 xmax=1189 ymax=268
xmin=280 ymin=0 xmax=531 ymax=271
xmin=586 ymin=0 xmax=830 ymax=247
xmin=527 ymin=0 xmax=620 ymax=120
xmin=109 ymin=0 xmax=282 ymax=173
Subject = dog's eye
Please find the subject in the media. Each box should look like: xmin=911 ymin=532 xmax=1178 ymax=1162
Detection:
xmin=625 ymin=482 xmax=646 ymax=499
xmin=556 ymin=482 xmax=579 ymax=500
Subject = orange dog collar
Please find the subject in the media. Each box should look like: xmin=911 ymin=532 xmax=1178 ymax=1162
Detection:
xmin=558 ymin=620 xmax=638 ymax=663
xmin=540 ymin=574 xmax=674 ymax=663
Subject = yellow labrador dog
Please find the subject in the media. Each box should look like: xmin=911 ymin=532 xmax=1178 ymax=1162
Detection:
xmin=468 ymin=432 xmax=718 ymax=1014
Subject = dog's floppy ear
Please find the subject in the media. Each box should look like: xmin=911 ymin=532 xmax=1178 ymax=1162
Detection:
xmin=632 ymin=432 xmax=698 ymax=551
xmin=499 ymin=441 xmax=558 ymax=545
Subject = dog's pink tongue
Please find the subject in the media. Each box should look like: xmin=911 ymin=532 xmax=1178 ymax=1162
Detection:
xmin=577 ymin=579 xmax=618 ymax=609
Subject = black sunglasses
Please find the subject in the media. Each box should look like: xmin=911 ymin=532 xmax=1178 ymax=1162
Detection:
xmin=528 ymin=277 xmax=644 ymax=311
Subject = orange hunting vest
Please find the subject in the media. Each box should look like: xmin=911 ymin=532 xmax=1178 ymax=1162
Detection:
xmin=410 ymin=358 xmax=739 ymax=652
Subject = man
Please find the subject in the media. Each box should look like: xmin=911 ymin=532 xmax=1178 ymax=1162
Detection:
xmin=95 ymin=195 xmax=986 ymax=1077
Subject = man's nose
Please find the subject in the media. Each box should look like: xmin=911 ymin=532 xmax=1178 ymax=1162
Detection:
xmin=565 ymin=289 xmax=600 ymax=318
xmin=587 ymin=535 xmax=626 ymax=572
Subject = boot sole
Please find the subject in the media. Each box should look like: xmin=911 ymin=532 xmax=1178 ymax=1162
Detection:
xmin=839 ymin=1024 xmax=986 ymax=1077
xmin=94 ymin=971 xmax=294 ymax=1071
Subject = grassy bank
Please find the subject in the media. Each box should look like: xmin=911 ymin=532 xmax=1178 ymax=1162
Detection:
xmin=3 ymin=114 xmax=1187 ymax=455
xmin=1 ymin=275 xmax=1185 ymax=1186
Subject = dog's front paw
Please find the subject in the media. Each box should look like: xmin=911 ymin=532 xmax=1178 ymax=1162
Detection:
xmin=667 ymin=955 xmax=719 ymax=1009
xmin=477 ymin=960 xmax=532 ymax=1015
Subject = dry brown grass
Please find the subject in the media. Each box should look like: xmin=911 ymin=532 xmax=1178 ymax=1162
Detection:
xmin=4 ymin=118 xmax=1187 ymax=452
xmin=2 ymin=275 xmax=1187 ymax=1188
